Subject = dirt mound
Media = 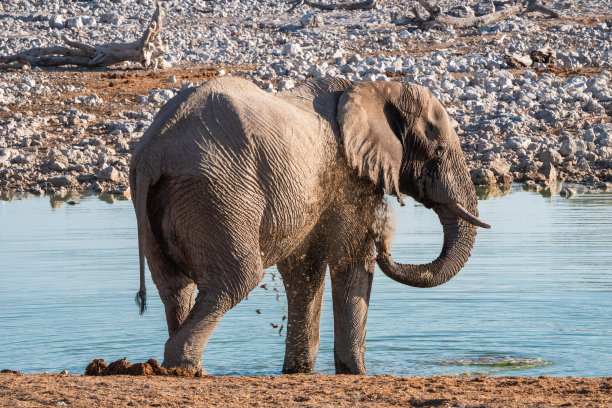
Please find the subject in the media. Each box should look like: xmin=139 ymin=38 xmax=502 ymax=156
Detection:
xmin=85 ymin=358 xmax=204 ymax=377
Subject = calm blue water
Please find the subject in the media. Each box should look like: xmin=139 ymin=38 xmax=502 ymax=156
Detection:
xmin=0 ymin=185 xmax=611 ymax=377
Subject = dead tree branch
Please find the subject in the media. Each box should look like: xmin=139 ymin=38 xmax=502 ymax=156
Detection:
xmin=287 ymin=0 xmax=376 ymax=13
xmin=0 ymin=4 xmax=167 ymax=69
xmin=403 ymin=0 xmax=560 ymax=30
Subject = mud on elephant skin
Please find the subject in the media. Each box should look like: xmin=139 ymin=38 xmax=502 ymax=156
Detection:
xmin=129 ymin=77 xmax=489 ymax=375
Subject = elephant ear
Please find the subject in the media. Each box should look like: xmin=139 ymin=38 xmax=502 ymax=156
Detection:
xmin=337 ymin=82 xmax=405 ymax=205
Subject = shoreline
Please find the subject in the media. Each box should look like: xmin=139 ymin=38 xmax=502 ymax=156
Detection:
xmin=1 ymin=372 xmax=611 ymax=407
xmin=0 ymin=181 xmax=610 ymax=205
xmin=0 ymin=63 xmax=610 ymax=196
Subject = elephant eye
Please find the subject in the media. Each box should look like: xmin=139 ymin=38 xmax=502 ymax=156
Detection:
xmin=435 ymin=145 xmax=444 ymax=158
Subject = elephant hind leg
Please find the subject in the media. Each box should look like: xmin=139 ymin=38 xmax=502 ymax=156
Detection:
xmin=145 ymin=229 xmax=196 ymax=337
xmin=278 ymin=237 xmax=327 ymax=374
xmin=162 ymin=250 xmax=264 ymax=373
xmin=145 ymin=182 xmax=197 ymax=337
xmin=159 ymin=221 xmax=264 ymax=372
xmin=148 ymin=178 xmax=265 ymax=373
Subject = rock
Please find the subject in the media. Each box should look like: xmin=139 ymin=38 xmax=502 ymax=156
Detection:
xmin=81 ymin=17 xmax=97 ymax=27
xmin=447 ymin=6 xmax=475 ymax=18
xmin=460 ymin=87 xmax=482 ymax=100
xmin=530 ymin=47 xmax=555 ymax=64
xmin=504 ymin=137 xmax=530 ymax=150
xmin=50 ymin=161 xmax=66 ymax=171
xmin=100 ymin=13 xmax=122 ymax=25
xmin=504 ymin=54 xmax=532 ymax=68
xmin=299 ymin=12 xmax=322 ymax=28
xmin=278 ymin=79 xmax=295 ymax=91
xmin=560 ymin=188 xmax=576 ymax=198
xmin=77 ymin=173 xmax=97 ymax=182
xmin=48 ymin=175 xmax=76 ymax=188
xmin=539 ymin=149 xmax=563 ymax=165
xmin=534 ymin=109 xmax=558 ymax=123
xmin=497 ymin=173 xmax=513 ymax=184
xmin=585 ymin=99 xmax=605 ymax=114
xmin=538 ymin=162 xmax=557 ymax=184
xmin=148 ymin=89 xmax=175 ymax=104
xmin=474 ymin=0 xmax=495 ymax=16
xmin=49 ymin=15 xmax=65 ymax=29
xmin=559 ymin=138 xmax=588 ymax=156
xmin=97 ymin=166 xmax=121 ymax=182
xmin=598 ymin=146 xmax=612 ymax=159
xmin=282 ymin=43 xmax=302 ymax=56
xmin=88 ymin=181 xmax=103 ymax=192
xmin=66 ymin=17 xmax=83 ymax=29
xmin=488 ymin=158 xmax=510 ymax=175
xmin=470 ymin=168 xmax=496 ymax=185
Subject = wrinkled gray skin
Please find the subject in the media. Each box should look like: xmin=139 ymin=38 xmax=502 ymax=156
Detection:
xmin=129 ymin=77 xmax=489 ymax=375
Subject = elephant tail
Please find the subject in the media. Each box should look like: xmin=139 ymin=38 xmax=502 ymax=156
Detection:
xmin=133 ymin=164 xmax=151 ymax=315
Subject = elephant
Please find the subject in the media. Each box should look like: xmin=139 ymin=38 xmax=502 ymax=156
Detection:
xmin=129 ymin=76 xmax=490 ymax=375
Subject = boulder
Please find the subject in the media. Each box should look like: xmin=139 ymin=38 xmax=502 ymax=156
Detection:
xmin=488 ymin=158 xmax=510 ymax=176
xmin=539 ymin=149 xmax=563 ymax=165
xmin=299 ymin=12 xmax=323 ymax=28
xmin=470 ymin=168 xmax=496 ymax=185
xmin=48 ymin=175 xmax=76 ymax=188
xmin=538 ymin=162 xmax=557 ymax=184
xmin=559 ymin=138 xmax=588 ymax=157
xmin=97 ymin=166 xmax=121 ymax=182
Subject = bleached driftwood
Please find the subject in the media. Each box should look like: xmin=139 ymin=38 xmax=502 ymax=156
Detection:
xmin=402 ymin=0 xmax=560 ymax=30
xmin=286 ymin=0 xmax=377 ymax=13
xmin=0 ymin=4 xmax=167 ymax=69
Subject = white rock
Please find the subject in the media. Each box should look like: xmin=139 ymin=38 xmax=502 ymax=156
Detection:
xmin=282 ymin=43 xmax=302 ymax=56
xmin=278 ymin=79 xmax=295 ymax=91
xmin=66 ymin=17 xmax=83 ymax=29
xmin=300 ymin=12 xmax=322 ymax=28
xmin=81 ymin=17 xmax=96 ymax=27
xmin=49 ymin=15 xmax=65 ymax=29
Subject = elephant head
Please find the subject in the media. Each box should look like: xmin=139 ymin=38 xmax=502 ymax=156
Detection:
xmin=337 ymin=81 xmax=490 ymax=288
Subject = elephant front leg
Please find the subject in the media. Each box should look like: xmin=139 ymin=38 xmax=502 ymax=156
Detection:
xmin=329 ymin=240 xmax=375 ymax=375
xmin=278 ymin=243 xmax=326 ymax=374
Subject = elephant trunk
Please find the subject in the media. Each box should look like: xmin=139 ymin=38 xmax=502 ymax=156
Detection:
xmin=376 ymin=204 xmax=480 ymax=288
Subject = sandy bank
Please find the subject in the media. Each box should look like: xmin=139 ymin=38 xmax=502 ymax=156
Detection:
xmin=1 ymin=372 xmax=611 ymax=407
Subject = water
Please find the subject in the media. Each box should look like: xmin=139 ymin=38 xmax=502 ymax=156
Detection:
xmin=0 ymin=185 xmax=611 ymax=377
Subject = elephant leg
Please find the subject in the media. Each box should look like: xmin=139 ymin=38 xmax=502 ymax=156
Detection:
xmin=161 ymin=244 xmax=263 ymax=373
xmin=145 ymin=229 xmax=196 ymax=337
xmin=278 ymin=240 xmax=326 ymax=374
xmin=329 ymin=239 xmax=375 ymax=375
xmin=157 ymin=280 xmax=196 ymax=337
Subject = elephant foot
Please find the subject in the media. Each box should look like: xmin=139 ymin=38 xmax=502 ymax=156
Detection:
xmin=162 ymin=359 xmax=206 ymax=376
xmin=334 ymin=351 xmax=366 ymax=375
xmin=282 ymin=362 xmax=315 ymax=375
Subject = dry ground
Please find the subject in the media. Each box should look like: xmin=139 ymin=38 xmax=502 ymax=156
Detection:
xmin=1 ymin=373 xmax=611 ymax=408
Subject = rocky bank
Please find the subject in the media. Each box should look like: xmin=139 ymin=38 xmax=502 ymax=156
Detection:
xmin=0 ymin=0 xmax=611 ymax=196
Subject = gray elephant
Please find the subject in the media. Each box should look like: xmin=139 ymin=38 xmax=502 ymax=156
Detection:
xmin=129 ymin=77 xmax=489 ymax=375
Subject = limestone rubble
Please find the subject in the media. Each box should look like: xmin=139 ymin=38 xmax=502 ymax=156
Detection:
xmin=0 ymin=0 xmax=611 ymax=195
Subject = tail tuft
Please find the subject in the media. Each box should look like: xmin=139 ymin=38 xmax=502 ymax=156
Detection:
xmin=135 ymin=290 xmax=147 ymax=315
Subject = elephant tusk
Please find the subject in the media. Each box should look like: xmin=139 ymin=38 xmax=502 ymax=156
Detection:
xmin=447 ymin=202 xmax=491 ymax=229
